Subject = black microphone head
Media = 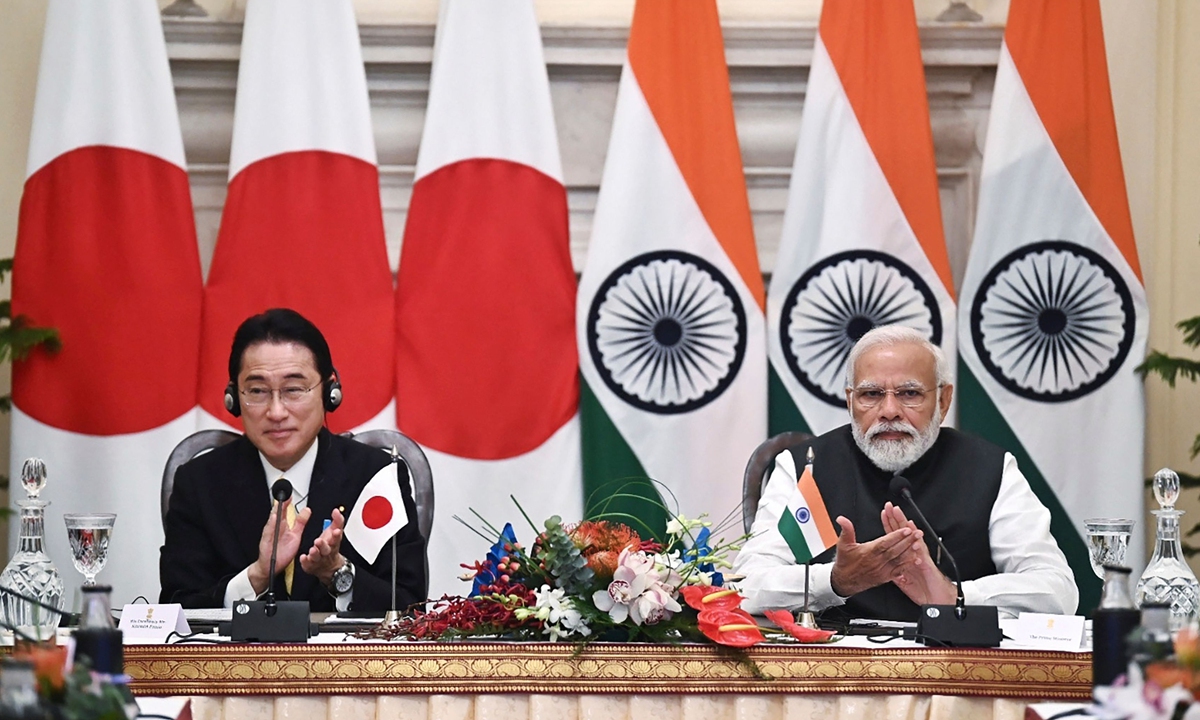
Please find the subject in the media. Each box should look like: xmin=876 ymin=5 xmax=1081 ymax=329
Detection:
xmin=271 ymin=478 xmax=293 ymax=503
xmin=889 ymin=475 xmax=912 ymax=498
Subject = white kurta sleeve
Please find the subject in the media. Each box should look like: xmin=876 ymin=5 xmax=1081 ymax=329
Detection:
xmin=733 ymin=449 xmax=845 ymax=615
xmin=959 ymin=452 xmax=1080 ymax=617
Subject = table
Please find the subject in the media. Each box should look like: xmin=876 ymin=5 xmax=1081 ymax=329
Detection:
xmin=123 ymin=639 xmax=1092 ymax=720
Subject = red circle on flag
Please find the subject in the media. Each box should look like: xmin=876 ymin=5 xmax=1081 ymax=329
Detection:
xmin=361 ymin=496 xmax=393 ymax=530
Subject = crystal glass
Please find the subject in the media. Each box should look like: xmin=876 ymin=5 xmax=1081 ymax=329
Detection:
xmin=1085 ymin=518 xmax=1135 ymax=580
xmin=64 ymin=514 xmax=116 ymax=587
xmin=1137 ymin=470 xmax=1200 ymax=631
xmin=0 ymin=458 xmax=63 ymax=641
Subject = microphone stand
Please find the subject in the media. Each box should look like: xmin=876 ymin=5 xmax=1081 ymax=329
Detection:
xmin=225 ymin=479 xmax=314 ymax=642
xmin=263 ymin=491 xmax=287 ymax=618
xmin=890 ymin=475 xmax=1002 ymax=647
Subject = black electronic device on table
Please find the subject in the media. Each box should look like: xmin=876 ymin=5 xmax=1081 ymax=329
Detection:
xmin=890 ymin=475 xmax=1003 ymax=648
xmin=218 ymin=478 xmax=315 ymax=642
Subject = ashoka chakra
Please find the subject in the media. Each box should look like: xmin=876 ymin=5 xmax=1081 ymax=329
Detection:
xmin=970 ymin=240 xmax=1135 ymax=403
xmin=587 ymin=250 xmax=747 ymax=414
xmin=779 ymin=250 xmax=942 ymax=407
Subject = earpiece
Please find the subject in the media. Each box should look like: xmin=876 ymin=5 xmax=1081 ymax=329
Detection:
xmin=223 ymin=367 xmax=341 ymax=415
xmin=224 ymin=380 xmax=241 ymax=418
xmin=324 ymin=367 xmax=343 ymax=412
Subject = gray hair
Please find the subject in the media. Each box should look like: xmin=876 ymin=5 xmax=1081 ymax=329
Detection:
xmin=844 ymin=325 xmax=951 ymax=389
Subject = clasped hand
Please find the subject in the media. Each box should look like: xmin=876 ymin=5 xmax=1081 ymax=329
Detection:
xmin=829 ymin=503 xmax=956 ymax=605
xmin=248 ymin=501 xmax=349 ymax=594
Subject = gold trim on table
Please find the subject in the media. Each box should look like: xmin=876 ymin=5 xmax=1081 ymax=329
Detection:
xmin=124 ymin=642 xmax=1091 ymax=699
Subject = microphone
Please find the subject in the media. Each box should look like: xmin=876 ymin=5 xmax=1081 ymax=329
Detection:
xmin=221 ymin=477 xmax=314 ymax=642
xmin=888 ymin=475 xmax=1002 ymax=648
xmin=264 ymin=478 xmax=293 ymax=614
xmin=888 ymin=475 xmax=965 ymax=616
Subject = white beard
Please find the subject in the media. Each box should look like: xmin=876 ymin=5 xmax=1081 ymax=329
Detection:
xmin=852 ymin=407 xmax=943 ymax=473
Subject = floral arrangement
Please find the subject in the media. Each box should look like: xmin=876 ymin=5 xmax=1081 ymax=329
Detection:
xmin=8 ymin=643 xmax=136 ymax=720
xmin=363 ymin=504 xmax=836 ymax=647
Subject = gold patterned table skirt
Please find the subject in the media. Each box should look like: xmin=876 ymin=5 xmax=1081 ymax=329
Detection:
xmin=124 ymin=642 xmax=1091 ymax=699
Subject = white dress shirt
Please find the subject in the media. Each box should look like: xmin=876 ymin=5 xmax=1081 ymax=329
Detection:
xmin=223 ymin=440 xmax=353 ymax=611
xmin=733 ymin=447 xmax=1080 ymax=618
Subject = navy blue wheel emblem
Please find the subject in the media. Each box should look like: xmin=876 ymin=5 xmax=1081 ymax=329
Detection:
xmin=779 ymin=250 xmax=942 ymax=408
xmin=587 ymin=250 xmax=747 ymax=414
xmin=795 ymin=507 xmax=811 ymax=524
xmin=971 ymin=240 xmax=1135 ymax=403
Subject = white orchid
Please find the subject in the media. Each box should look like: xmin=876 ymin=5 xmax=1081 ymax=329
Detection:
xmin=525 ymin=584 xmax=591 ymax=642
xmin=665 ymin=513 xmax=710 ymax=538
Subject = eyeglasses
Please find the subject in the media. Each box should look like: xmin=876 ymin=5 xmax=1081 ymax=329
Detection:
xmin=851 ymin=385 xmax=940 ymax=409
xmin=240 ymin=383 xmax=320 ymax=407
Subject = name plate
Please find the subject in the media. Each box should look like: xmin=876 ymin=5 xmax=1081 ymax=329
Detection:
xmin=119 ymin=603 xmax=190 ymax=644
xmin=1011 ymin=612 xmax=1085 ymax=651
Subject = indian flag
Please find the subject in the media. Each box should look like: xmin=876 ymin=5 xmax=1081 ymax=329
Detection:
xmin=577 ymin=0 xmax=767 ymax=537
xmin=767 ymin=0 xmax=955 ymax=436
xmin=957 ymin=0 xmax=1147 ymax=612
xmin=777 ymin=457 xmax=837 ymax=564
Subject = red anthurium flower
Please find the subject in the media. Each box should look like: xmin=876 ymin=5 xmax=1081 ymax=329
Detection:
xmin=680 ymin=585 xmax=743 ymax=611
xmin=763 ymin=609 xmax=836 ymax=643
xmin=697 ymin=608 xmax=764 ymax=648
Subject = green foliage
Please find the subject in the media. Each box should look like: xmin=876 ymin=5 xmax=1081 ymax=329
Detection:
xmin=1139 ymin=311 xmax=1200 ymax=554
xmin=0 ymin=258 xmax=60 ymax=498
xmin=538 ymin=515 xmax=594 ymax=595
xmin=58 ymin=662 xmax=136 ymax=720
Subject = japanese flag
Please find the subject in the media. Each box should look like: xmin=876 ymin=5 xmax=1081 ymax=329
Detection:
xmin=344 ymin=463 xmax=410 ymax=564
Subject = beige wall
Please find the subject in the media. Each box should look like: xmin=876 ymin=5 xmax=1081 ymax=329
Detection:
xmin=0 ymin=0 xmax=1197 ymax=563
xmin=179 ymin=0 xmax=1014 ymax=24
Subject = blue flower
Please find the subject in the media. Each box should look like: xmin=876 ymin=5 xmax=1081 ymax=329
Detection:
xmin=470 ymin=523 xmax=519 ymax=596
xmin=682 ymin=527 xmax=723 ymax=586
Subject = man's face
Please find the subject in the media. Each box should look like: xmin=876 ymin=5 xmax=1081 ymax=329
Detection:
xmin=237 ymin=341 xmax=326 ymax=471
xmin=845 ymin=341 xmax=953 ymax=472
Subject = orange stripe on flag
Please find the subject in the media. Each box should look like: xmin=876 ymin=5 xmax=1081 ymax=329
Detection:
xmin=626 ymin=0 xmax=764 ymax=310
xmin=819 ymin=0 xmax=953 ymax=297
xmin=797 ymin=463 xmax=838 ymax=549
xmin=1004 ymin=0 xmax=1141 ymax=282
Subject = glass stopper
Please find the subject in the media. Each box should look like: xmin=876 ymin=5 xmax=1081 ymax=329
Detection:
xmin=1154 ymin=467 xmax=1180 ymax=510
xmin=19 ymin=458 xmax=46 ymax=499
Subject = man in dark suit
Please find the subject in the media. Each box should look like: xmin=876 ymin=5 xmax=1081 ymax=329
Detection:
xmin=159 ymin=308 xmax=426 ymax=611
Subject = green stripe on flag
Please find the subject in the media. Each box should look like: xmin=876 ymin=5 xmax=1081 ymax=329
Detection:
xmin=957 ymin=362 xmax=1102 ymax=614
xmin=581 ymin=379 xmax=669 ymax=542
xmin=769 ymin=365 xmax=812 ymax=437
xmin=778 ymin=507 xmax=815 ymax=563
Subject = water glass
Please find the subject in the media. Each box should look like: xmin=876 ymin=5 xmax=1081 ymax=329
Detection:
xmin=1085 ymin=518 xmax=1134 ymax=580
xmin=63 ymin=513 xmax=116 ymax=587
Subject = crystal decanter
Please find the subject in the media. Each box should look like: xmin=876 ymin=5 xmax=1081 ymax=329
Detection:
xmin=1136 ymin=468 xmax=1200 ymax=631
xmin=0 ymin=459 xmax=63 ymax=640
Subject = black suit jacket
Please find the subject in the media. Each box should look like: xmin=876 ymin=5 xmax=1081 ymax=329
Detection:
xmin=159 ymin=428 xmax=426 ymax=611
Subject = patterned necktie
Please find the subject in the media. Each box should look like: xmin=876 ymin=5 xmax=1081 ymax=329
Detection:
xmin=282 ymin=480 xmax=296 ymax=595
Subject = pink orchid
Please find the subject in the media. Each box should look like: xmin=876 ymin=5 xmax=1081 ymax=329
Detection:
xmin=592 ymin=548 xmax=682 ymax=625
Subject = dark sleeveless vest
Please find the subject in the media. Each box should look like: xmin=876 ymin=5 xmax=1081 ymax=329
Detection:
xmin=789 ymin=425 xmax=1005 ymax=622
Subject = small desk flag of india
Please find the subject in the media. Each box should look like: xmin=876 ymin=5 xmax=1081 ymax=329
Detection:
xmin=344 ymin=463 xmax=410 ymax=564
xmin=777 ymin=452 xmax=837 ymax=563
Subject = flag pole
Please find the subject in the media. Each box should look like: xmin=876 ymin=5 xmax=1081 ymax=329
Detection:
xmin=798 ymin=561 xmax=818 ymax=630
xmin=383 ymin=444 xmax=401 ymax=627
xmin=797 ymin=446 xmax=818 ymax=630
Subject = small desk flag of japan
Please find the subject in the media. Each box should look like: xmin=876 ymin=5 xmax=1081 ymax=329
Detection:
xmin=344 ymin=463 xmax=410 ymax=564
